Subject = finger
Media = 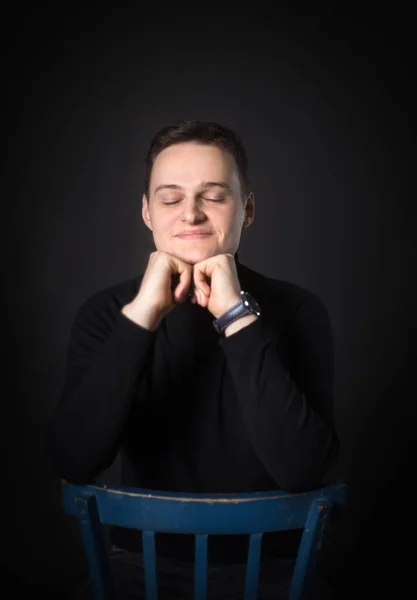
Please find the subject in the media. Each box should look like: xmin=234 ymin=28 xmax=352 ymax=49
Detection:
xmin=198 ymin=288 xmax=208 ymax=307
xmin=193 ymin=265 xmax=211 ymax=296
xmin=174 ymin=262 xmax=192 ymax=302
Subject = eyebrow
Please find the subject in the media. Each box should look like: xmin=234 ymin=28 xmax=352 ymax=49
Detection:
xmin=153 ymin=181 xmax=231 ymax=194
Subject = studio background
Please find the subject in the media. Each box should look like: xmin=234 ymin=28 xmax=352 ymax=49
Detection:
xmin=4 ymin=6 xmax=415 ymax=598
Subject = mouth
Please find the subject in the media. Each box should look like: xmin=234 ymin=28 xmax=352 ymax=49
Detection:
xmin=176 ymin=233 xmax=212 ymax=240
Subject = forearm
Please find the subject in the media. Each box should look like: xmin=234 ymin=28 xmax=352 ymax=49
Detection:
xmin=45 ymin=312 xmax=154 ymax=483
xmin=220 ymin=317 xmax=338 ymax=492
xmin=240 ymin=358 xmax=338 ymax=492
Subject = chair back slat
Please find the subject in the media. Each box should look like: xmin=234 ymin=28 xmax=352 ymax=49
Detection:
xmin=75 ymin=494 xmax=114 ymax=600
xmin=289 ymin=499 xmax=333 ymax=600
xmin=194 ymin=534 xmax=208 ymax=600
xmin=244 ymin=532 xmax=263 ymax=600
xmin=142 ymin=531 xmax=158 ymax=600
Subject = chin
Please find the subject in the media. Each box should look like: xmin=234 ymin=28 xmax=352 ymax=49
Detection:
xmin=184 ymin=251 xmax=214 ymax=265
xmin=175 ymin=248 xmax=219 ymax=265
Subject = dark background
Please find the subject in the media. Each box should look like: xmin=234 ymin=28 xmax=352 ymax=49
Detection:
xmin=3 ymin=4 xmax=416 ymax=598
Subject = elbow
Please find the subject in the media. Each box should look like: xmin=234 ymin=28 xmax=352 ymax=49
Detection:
xmin=60 ymin=470 xmax=97 ymax=486
xmin=44 ymin=414 xmax=120 ymax=485
xmin=46 ymin=449 xmax=99 ymax=485
xmin=277 ymin=470 xmax=333 ymax=495
xmin=278 ymin=429 xmax=340 ymax=494
xmin=46 ymin=442 xmax=111 ymax=484
xmin=277 ymin=475 xmax=325 ymax=495
xmin=44 ymin=424 xmax=99 ymax=485
xmin=321 ymin=426 xmax=340 ymax=477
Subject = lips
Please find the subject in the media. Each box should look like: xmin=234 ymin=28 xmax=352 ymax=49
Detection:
xmin=176 ymin=232 xmax=212 ymax=239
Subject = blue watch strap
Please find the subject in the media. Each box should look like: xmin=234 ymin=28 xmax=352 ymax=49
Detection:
xmin=212 ymin=291 xmax=260 ymax=335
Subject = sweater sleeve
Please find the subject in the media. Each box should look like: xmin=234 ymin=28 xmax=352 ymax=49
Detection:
xmin=219 ymin=293 xmax=339 ymax=492
xmin=44 ymin=292 xmax=155 ymax=484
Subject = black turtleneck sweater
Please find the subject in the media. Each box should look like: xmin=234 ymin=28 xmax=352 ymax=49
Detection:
xmin=45 ymin=260 xmax=339 ymax=563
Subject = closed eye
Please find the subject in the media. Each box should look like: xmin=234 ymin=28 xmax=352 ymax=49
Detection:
xmin=163 ymin=197 xmax=226 ymax=205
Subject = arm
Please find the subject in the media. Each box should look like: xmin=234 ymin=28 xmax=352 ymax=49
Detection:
xmin=44 ymin=293 xmax=155 ymax=484
xmin=219 ymin=293 xmax=339 ymax=492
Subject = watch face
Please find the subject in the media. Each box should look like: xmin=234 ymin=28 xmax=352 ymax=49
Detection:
xmin=244 ymin=293 xmax=261 ymax=315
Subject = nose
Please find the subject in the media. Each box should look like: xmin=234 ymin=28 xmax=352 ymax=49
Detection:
xmin=180 ymin=196 xmax=207 ymax=224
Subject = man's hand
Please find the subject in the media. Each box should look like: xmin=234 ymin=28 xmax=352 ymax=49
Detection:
xmin=121 ymin=251 xmax=193 ymax=331
xmin=191 ymin=254 xmax=242 ymax=319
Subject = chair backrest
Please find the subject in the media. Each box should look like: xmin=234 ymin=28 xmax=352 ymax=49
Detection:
xmin=62 ymin=480 xmax=346 ymax=600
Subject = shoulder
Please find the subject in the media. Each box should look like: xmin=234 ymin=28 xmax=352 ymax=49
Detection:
xmin=237 ymin=262 xmax=328 ymax=323
xmin=237 ymin=262 xmax=334 ymax=354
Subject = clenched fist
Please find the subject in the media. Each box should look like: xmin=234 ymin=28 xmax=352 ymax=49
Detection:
xmin=121 ymin=251 xmax=195 ymax=331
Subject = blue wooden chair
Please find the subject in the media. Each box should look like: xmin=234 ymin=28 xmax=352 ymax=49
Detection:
xmin=62 ymin=480 xmax=346 ymax=600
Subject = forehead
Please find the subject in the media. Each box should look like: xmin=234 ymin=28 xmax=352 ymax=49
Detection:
xmin=150 ymin=142 xmax=240 ymax=191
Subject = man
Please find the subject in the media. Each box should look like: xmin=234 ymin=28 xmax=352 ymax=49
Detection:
xmin=45 ymin=120 xmax=339 ymax=598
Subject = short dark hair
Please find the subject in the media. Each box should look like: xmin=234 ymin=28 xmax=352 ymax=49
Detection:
xmin=144 ymin=120 xmax=251 ymax=199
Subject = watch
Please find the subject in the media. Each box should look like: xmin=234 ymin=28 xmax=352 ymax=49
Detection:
xmin=212 ymin=291 xmax=261 ymax=335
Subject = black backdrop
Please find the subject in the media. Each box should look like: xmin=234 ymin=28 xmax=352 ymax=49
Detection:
xmin=3 ymin=5 xmax=416 ymax=598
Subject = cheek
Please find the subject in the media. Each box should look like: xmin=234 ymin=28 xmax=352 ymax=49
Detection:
xmin=224 ymin=211 xmax=242 ymax=233
xmin=152 ymin=212 xmax=176 ymax=233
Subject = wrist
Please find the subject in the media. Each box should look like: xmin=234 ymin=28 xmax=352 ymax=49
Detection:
xmin=224 ymin=313 xmax=258 ymax=337
xmin=214 ymin=294 xmax=242 ymax=320
xmin=213 ymin=291 xmax=261 ymax=336
xmin=121 ymin=302 xmax=160 ymax=332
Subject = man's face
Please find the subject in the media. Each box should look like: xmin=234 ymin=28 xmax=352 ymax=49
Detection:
xmin=142 ymin=142 xmax=254 ymax=265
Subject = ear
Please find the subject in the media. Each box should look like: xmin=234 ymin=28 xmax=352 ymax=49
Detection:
xmin=243 ymin=192 xmax=255 ymax=228
xmin=142 ymin=194 xmax=153 ymax=231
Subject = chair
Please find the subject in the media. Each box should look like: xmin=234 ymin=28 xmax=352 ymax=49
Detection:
xmin=62 ymin=480 xmax=346 ymax=600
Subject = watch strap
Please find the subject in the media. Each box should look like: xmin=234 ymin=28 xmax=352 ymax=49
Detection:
xmin=213 ymin=291 xmax=259 ymax=335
